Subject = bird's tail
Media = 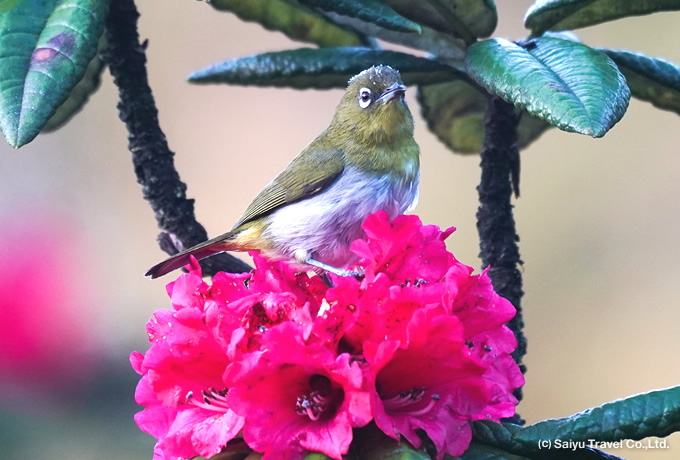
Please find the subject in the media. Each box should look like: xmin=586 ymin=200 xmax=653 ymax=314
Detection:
xmin=144 ymin=230 xmax=238 ymax=279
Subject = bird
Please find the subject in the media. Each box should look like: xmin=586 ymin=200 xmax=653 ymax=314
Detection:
xmin=145 ymin=65 xmax=420 ymax=279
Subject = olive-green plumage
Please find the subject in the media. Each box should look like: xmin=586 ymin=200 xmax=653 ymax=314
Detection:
xmin=146 ymin=65 xmax=420 ymax=279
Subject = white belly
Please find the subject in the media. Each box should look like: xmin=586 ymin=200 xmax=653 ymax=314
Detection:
xmin=262 ymin=166 xmax=419 ymax=268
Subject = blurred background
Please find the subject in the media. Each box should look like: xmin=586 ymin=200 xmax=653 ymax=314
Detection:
xmin=1 ymin=1 xmax=678 ymax=458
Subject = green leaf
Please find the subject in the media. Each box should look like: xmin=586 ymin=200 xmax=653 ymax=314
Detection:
xmin=525 ymin=0 xmax=680 ymax=34
xmin=418 ymin=79 xmax=487 ymax=154
xmin=383 ymin=0 xmax=497 ymax=42
xmin=461 ymin=444 xmax=624 ymax=460
xmin=0 ymin=0 xmax=109 ymax=148
xmin=465 ymin=37 xmax=630 ymax=137
xmin=188 ymin=47 xmax=461 ymax=89
xmin=358 ymin=443 xmax=429 ymax=460
xmin=516 ymin=112 xmax=552 ymax=150
xmin=209 ymin=0 xmax=366 ymax=47
xmin=317 ymin=14 xmax=466 ymax=59
xmin=293 ymin=0 xmax=465 ymax=58
xmin=515 ymin=386 xmax=680 ymax=445
xmin=454 ymin=441 xmax=532 ymax=460
xmin=352 ymin=424 xmax=430 ymax=459
xmin=418 ymin=80 xmax=551 ymax=154
xmin=469 ymin=421 xmax=626 ymax=459
xmin=296 ymin=0 xmax=421 ymax=33
xmin=42 ymin=34 xmax=106 ymax=132
xmin=601 ymin=49 xmax=680 ymax=115
xmin=0 ymin=0 xmax=21 ymax=13
xmin=472 ymin=421 xmax=525 ymax=450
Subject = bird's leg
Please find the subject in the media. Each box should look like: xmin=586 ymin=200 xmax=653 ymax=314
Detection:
xmin=294 ymin=249 xmax=364 ymax=279
xmin=305 ymin=257 xmax=364 ymax=278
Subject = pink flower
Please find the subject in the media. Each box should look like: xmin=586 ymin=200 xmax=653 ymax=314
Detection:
xmin=133 ymin=265 xmax=245 ymax=459
xmin=212 ymin=255 xmax=324 ymax=359
xmin=225 ymin=322 xmax=372 ymax=460
xmin=364 ymin=307 xmax=488 ymax=459
xmin=0 ymin=211 xmax=100 ymax=391
xmin=133 ymin=212 xmax=523 ymax=460
xmin=132 ymin=369 xmax=244 ymax=460
xmin=351 ymin=211 xmax=455 ymax=283
xmin=445 ymin=268 xmax=525 ymax=420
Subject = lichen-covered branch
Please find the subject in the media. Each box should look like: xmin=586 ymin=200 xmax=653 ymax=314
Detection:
xmin=477 ymin=96 xmax=527 ymax=423
xmin=102 ymin=0 xmax=251 ymax=276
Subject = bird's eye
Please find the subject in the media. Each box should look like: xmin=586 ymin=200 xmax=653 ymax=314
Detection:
xmin=358 ymin=87 xmax=372 ymax=108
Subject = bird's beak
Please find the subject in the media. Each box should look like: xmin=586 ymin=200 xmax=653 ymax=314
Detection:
xmin=378 ymin=83 xmax=407 ymax=104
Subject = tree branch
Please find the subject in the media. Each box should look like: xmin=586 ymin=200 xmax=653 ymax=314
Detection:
xmin=477 ymin=96 xmax=527 ymax=424
xmin=102 ymin=0 xmax=252 ymax=276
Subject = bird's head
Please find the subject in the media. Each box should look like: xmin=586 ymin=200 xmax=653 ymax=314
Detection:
xmin=331 ymin=66 xmax=414 ymax=148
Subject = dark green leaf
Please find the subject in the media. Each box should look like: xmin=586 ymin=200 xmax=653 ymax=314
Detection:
xmin=472 ymin=421 xmax=524 ymax=449
xmin=296 ymin=0 xmax=421 ymax=33
xmin=209 ymin=0 xmax=366 ymax=47
xmin=465 ymin=37 xmax=630 ymax=137
xmin=359 ymin=443 xmax=429 ymax=460
xmin=602 ymin=49 xmax=680 ymax=115
xmin=418 ymin=80 xmax=551 ymax=154
xmin=383 ymin=0 xmax=497 ymax=42
xmin=0 ymin=0 xmax=109 ymax=148
xmin=517 ymin=111 xmax=552 ymax=150
xmin=418 ymin=79 xmax=487 ymax=154
xmin=293 ymin=0 xmax=464 ymax=58
xmin=525 ymin=0 xmax=680 ymax=34
xmin=189 ymin=47 xmax=461 ymax=89
xmin=466 ymin=422 xmax=539 ymax=458
xmin=429 ymin=96 xmax=553 ymax=154
xmin=469 ymin=421 xmax=625 ymax=459
xmin=542 ymin=30 xmax=580 ymax=42
xmin=0 ymin=0 xmax=20 ymax=13
xmin=317 ymin=14 xmax=466 ymax=59
xmin=352 ymin=424 xmax=430 ymax=459
xmin=515 ymin=386 xmax=680 ymax=445
xmin=454 ymin=441 xmax=532 ymax=460
xmin=42 ymin=34 xmax=106 ymax=132
xmin=517 ymin=112 xmax=552 ymax=149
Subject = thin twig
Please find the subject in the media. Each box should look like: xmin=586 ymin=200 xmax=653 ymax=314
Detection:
xmin=102 ymin=0 xmax=252 ymax=277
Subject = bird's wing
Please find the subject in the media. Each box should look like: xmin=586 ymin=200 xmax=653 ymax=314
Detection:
xmin=232 ymin=148 xmax=345 ymax=229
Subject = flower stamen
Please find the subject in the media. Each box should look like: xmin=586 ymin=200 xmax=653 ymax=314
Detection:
xmin=382 ymin=387 xmax=438 ymax=415
xmin=186 ymin=388 xmax=230 ymax=412
xmin=295 ymin=375 xmax=343 ymax=421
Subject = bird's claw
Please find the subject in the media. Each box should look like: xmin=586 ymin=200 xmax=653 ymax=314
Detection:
xmin=305 ymin=257 xmax=365 ymax=280
xmin=336 ymin=268 xmax=365 ymax=279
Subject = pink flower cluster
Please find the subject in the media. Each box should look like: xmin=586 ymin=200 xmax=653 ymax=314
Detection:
xmin=132 ymin=212 xmax=524 ymax=460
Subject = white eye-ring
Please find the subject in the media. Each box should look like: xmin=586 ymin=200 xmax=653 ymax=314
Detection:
xmin=358 ymin=87 xmax=372 ymax=108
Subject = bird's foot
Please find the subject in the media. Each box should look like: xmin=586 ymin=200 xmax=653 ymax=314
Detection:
xmin=337 ymin=268 xmax=365 ymax=279
xmin=305 ymin=258 xmax=365 ymax=280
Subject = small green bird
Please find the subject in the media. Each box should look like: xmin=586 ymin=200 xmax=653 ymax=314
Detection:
xmin=145 ymin=65 xmax=419 ymax=279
